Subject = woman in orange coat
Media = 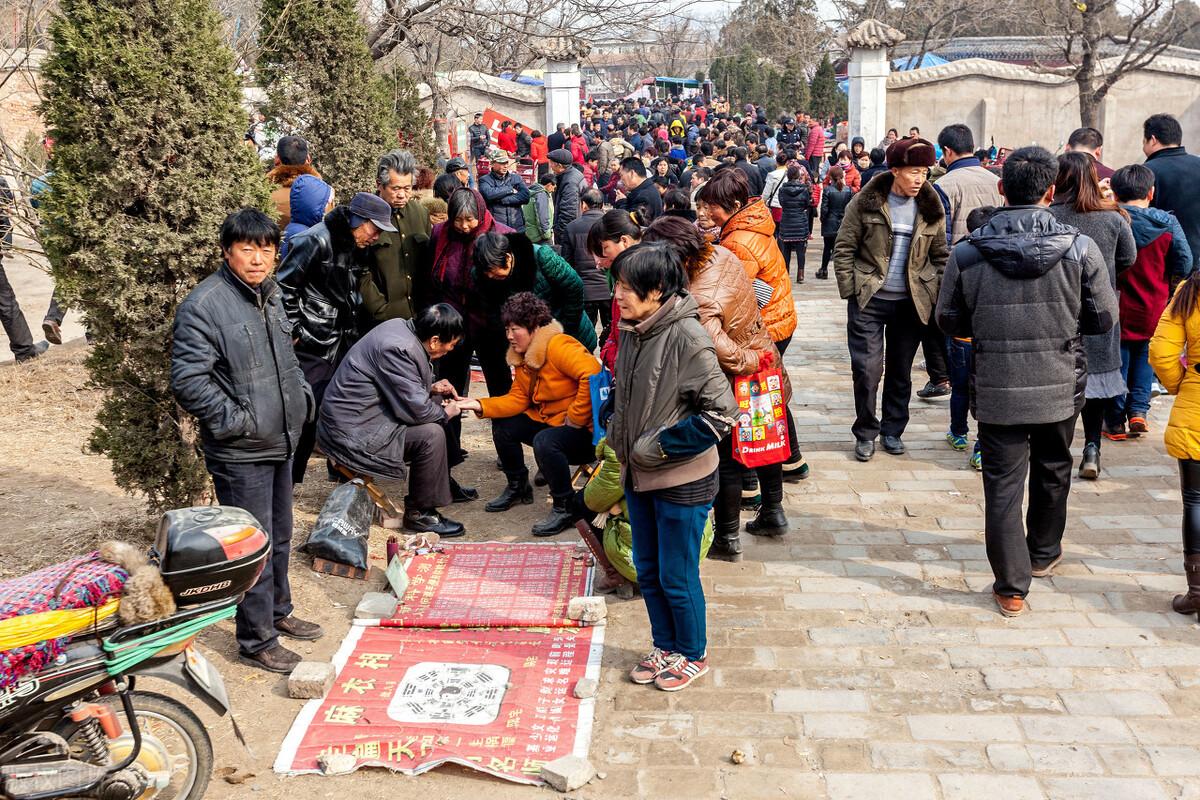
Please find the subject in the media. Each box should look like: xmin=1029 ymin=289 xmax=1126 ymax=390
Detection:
xmin=696 ymin=168 xmax=807 ymax=483
xmin=459 ymin=292 xmax=601 ymax=537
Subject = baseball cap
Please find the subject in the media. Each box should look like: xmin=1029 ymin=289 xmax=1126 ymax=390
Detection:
xmin=348 ymin=192 xmax=397 ymax=232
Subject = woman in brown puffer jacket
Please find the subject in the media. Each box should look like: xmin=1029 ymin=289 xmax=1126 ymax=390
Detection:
xmin=643 ymin=215 xmax=791 ymax=561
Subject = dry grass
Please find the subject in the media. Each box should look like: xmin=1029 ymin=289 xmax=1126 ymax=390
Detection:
xmin=0 ymin=341 xmax=152 ymax=578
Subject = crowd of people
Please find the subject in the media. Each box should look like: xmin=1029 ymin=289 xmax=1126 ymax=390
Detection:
xmin=120 ymin=94 xmax=1200 ymax=690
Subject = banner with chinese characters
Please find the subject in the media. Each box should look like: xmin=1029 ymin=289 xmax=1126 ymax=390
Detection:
xmin=273 ymin=625 xmax=604 ymax=783
xmin=369 ymin=542 xmax=593 ymax=629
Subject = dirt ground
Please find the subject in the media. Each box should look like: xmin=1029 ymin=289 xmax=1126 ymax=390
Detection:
xmin=0 ymin=343 xmax=633 ymax=800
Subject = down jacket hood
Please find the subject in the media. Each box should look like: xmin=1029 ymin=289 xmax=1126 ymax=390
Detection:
xmin=966 ymin=206 xmax=1080 ymax=280
xmin=288 ymin=174 xmax=333 ymax=228
xmin=1128 ymin=205 xmax=1177 ymax=248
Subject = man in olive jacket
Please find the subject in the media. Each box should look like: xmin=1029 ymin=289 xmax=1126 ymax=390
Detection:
xmin=361 ymin=150 xmax=431 ymax=325
xmin=171 ymin=209 xmax=320 ymax=675
xmin=833 ymin=138 xmax=949 ymax=462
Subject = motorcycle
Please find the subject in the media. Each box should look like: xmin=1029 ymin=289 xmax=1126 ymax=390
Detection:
xmin=0 ymin=506 xmax=270 ymax=800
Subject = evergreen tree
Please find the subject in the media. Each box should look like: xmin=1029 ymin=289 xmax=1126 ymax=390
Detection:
xmin=388 ymin=64 xmax=436 ymax=166
xmin=39 ymin=0 xmax=271 ymax=510
xmin=809 ymin=54 xmax=846 ymax=121
xmin=258 ymin=0 xmax=395 ymax=200
xmin=780 ymin=53 xmax=810 ymax=116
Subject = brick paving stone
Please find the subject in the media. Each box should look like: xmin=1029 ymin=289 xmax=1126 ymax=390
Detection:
xmin=939 ymin=773 xmax=1043 ymax=800
xmin=907 ymin=714 xmax=1022 ymax=742
xmin=1019 ymin=715 xmax=1134 ymax=743
xmin=825 ymin=773 xmax=939 ymax=799
xmin=1059 ymin=691 xmax=1173 ymax=717
xmin=772 ymin=689 xmax=870 ymax=713
xmin=1039 ymin=777 xmax=1171 ymax=800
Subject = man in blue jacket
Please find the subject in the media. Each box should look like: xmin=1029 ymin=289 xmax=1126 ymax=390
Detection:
xmin=478 ymin=152 xmax=530 ymax=233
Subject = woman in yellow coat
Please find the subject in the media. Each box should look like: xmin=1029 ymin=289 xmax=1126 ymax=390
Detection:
xmin=1149 ymin=277 xmax=1200 ymax=616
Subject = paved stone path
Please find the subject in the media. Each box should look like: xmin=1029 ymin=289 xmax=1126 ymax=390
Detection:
xmin=587 ymin=254 xmax=1200 ymax=799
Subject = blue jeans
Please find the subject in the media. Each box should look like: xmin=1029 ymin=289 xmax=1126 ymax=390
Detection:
xmin=1118 ymin=340 xmax=1153 ymax=419
xmin=948 ymin=338 xmax=973 ymax=437
xmin=624 ymin=488 xmax=710 ymax=661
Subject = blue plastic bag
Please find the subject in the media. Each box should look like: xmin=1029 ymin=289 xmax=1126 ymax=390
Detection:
xmin=590 ymin=368 xmax=613 ymax=446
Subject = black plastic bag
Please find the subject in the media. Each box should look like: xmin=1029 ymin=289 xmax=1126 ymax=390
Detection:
xmin=304 ymin=480 xmax=374 ymax=570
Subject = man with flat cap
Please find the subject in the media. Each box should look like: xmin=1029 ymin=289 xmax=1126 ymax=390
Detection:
xmin=278 ymin=191 xmax=397 ymax=482
xmin=444 ymin=157 xmax=470 ymax=188
xmin=547 ymin=148 xmax=584 ymax=245
xmin=833 ymin=137 xmax=949 ymax=462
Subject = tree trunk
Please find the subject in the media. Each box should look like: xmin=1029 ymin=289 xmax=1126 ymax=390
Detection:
xmin=1077 ymin=76 xmax=1099 ymax=128
xmin=430 ymin=89 xmax=450 ymax=157
xmin=1076 ymin=5 xmax=1101 ymax=129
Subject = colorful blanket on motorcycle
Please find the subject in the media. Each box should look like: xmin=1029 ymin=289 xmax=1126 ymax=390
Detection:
xmin=0 ymin=553 xmax=128 ymax=688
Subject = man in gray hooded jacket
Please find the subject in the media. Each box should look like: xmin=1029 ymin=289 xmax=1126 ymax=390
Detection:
xmin=936 ymin=146 xmax=1118 ymax=619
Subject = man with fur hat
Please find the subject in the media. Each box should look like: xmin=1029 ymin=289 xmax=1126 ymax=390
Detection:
xmin=268 ymin=135 xmax=319 ymax=229
xmin=833 ymin=137 xmax=949 ymax=462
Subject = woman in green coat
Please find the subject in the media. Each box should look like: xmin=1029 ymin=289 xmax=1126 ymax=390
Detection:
xmin=473 ymin=231 xmax=597 ymax=351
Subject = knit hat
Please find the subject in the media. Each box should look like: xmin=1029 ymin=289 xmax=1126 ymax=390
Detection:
xmin=886 ymin=137 xmax=937 ymax=168
xmin=547 ymin=149 xmax=574 ymax=166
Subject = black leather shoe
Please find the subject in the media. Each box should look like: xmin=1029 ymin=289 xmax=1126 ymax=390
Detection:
xmin=532 ymin=501 xmax=576 ymax=537
xmin=276 ymin=615 xmax=324 ymax=641
xmin=707 ymin=534 xmax=743 ymax=562
xmin=450 ymin=477 xmax=478 ymax=503
xmin=486 ymin=477 xmax=534 ymax=512
xmin=882 ymin=435 xmax=906 ymax=455
xmin=403 ymin=509 xmax=465 ymax=537
xmin=239 ymin=643 xmax=301 ymax=674
xmin=15 ymin=341 xmax=49 ymax=363
xmin=533 ymin=469 xmax=548 ymax=487
xmin=746 ymin=505 xmax=788 ymax=537
xmin=917 ymin=380 xmax=951 ymax=400
xmin=854 ymin=440 xmax=875 ymax=462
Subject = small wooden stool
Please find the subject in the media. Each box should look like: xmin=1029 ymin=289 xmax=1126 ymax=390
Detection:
xmin=329 ymin=462 xmax=400 ymax=518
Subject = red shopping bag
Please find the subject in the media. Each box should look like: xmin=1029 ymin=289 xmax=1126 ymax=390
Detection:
xmin=731 ymin=355 xmax=791 ymax=469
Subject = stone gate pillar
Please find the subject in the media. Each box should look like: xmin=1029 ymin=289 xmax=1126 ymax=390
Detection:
xmin=843 ymin=20 xmax=905 ymax=149
xmin=532 ymin=36 xmax=591 ymax=138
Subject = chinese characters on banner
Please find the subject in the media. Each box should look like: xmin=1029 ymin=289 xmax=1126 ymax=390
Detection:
xmin=378 ymin=543 xmax=592 ymax=629
xmin=273 ymin=625 xmax=604 ymax=784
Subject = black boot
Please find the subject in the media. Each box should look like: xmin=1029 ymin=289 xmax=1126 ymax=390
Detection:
xmin=450 ymin=476 xmax=478 ymax=503
xmin=532 ymin=498 xmax=576 ymax=537
xmin=486 ymin=475 xmax=534 ymax=512
xmin=1078 ymin=442 xmax=1100 ymax=480
xmin=746 ymin=505 xmax=788 ymax=537
xmin=708 ymin=524 xmax=742 ymax=562
xmin=740 ymin=470 xmax=761 ymax=509
xmin=1173 ymin=554 xmax=1200 ymax=615
xmin=815 ymin=267 xmax=828 ymax=279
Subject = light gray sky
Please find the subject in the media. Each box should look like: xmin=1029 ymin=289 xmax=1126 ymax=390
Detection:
xmin=682 ymin=0 xmax=844 ymax=26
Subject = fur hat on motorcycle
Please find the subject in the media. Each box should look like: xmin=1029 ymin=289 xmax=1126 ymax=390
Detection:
xmin=100 ymin=541 xmax=177 ymax=625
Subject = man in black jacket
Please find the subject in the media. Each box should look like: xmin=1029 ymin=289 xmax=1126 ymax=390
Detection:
xmin=277 ymin=192 xmax=395 ymax=484
xmin=171 ymin=209 xmax=320 ymax=674
xmin=561 ymin=189 xmax=609 ymax=341
xmin=549 ymin=149 xmax=585 ymax=244
xmin=615 ymin=157 xmax=663 ymax=225
xmin=732 ymin=147 xmax=766 ymax=197
xmin=935 ymin=146 xmax=1118 ymax=619
xmin=1144 ymin=113 xmax=1200 ymax=271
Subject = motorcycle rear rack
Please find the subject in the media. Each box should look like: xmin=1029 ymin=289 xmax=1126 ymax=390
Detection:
xmin=103 ymin=601 xmax=236 ymax=676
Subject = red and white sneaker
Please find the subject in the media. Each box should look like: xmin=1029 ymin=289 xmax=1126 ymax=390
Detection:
xmin=629 ymin=648 xmax=673 ymax=685
xmin=653 ymin=653 xmax=709 ymax=692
